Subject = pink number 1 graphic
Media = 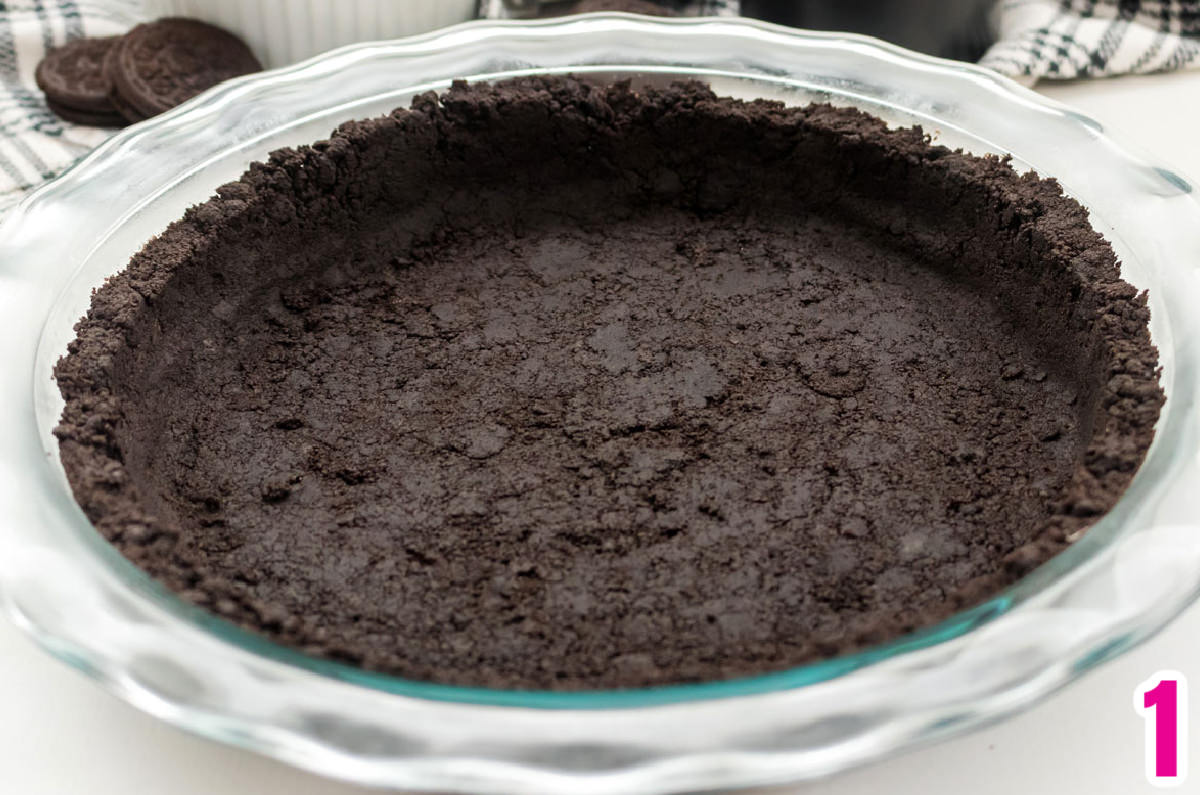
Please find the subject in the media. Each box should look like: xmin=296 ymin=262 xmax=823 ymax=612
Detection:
xmin=1135 ymin=671 xmax=1189 ymax=787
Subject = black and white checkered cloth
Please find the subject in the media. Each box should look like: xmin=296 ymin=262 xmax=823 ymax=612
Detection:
xmin=1 ymin=1 xmax=1198 ymax=214
xmin=981 ymin=0 xmax=1200 ymax=79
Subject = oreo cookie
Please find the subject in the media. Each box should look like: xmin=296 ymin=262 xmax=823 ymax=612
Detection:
xmin=101 ymin=43 xmax=148 ymax=124
xmin=107 ymin=18 xmax=262 ymax=119
xmin=107 ymin=89 xmax=150 ymax=125
xmin=36 ymin=19 xmax=261 ymax=128
xmin=36 ymin=37 xmax=119 ymax=113
xmin=36 ymin=36 xmax=128 ymax=126
xmin=45 ymin=99 xmax=126 ymax=128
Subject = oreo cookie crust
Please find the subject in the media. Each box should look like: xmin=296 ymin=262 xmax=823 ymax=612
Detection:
xmin=54 ymin=78 xmax=1163 ymax=690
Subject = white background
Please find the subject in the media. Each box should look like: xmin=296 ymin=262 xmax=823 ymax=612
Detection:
xmin=2 ymin=71 xmax=1198 ymax=794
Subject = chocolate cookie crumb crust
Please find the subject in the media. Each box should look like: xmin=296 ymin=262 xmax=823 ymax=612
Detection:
xmin=54 ymin=78 xmax=1162 ymax=690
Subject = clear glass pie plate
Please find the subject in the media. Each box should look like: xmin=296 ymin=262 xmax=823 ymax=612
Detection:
xmin=1 ymin=14 xmax=1199 ymax=795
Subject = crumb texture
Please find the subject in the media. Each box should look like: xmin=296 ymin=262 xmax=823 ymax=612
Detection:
xmin=54 ymin=77 xmax=1162 ymax=689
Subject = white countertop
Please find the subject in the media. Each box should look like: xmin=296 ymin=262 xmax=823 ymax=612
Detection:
xmin=3 ymin=69 xmax=1199 ymax=795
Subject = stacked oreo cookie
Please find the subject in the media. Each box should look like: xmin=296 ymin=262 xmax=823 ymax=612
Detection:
xmin=36 ymin=19 xmax=261 ymax=128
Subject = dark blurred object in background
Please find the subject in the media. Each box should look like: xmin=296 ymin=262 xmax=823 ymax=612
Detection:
xmin=740 ymin=0 xmax=995 ymax=61
xmin=536 ymin=0 xmax=678 ymax=16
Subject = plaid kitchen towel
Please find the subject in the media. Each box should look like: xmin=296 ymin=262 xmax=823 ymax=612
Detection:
xmin=2 ymin=1 xmax=1199 ymax=216
xmin=981 ymin=0 xmax=1200 ymax=78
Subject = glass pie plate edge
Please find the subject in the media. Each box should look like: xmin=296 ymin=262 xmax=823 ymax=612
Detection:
xmin=1 ymin=15 xmax=1199 ymax=794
